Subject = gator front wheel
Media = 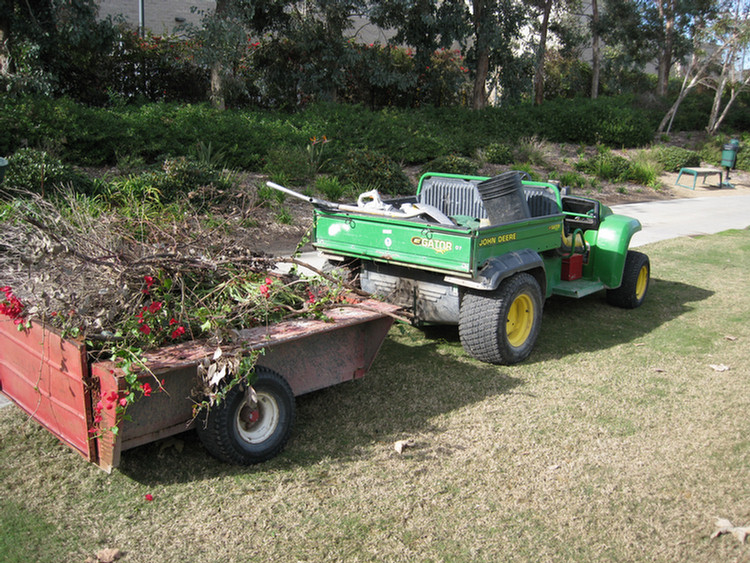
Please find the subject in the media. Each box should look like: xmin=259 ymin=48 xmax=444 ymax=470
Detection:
xmin=606 ymin=250 xmax=650 ymax=309
xmin=459 ymin=273 xmax=543 ymax=365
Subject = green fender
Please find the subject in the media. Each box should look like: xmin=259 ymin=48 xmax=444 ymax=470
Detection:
xmin=585 ymin=213 xmax=642 ymax=288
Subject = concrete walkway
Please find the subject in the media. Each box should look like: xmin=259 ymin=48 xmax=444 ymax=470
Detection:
xmin=613 ymin=195 xmax=750 ymax=247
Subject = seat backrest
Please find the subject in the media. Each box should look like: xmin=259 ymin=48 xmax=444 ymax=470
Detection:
xmin=418 ymin=177 xmax=487 ymax=219
xmin=524 ymin=187 xmax=561 ymax=217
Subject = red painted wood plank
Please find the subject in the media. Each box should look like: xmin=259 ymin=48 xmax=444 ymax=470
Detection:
xmin=0 ymin=316 xmax=94 ymax=461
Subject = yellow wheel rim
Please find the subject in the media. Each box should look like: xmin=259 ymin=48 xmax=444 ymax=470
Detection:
xmin=506 ymin=293 xmax=534 ymax=348
xmin=635 ymin=265 xmax=648 ymax=300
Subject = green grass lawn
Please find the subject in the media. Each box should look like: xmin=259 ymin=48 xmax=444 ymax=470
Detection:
xmin=1 ymin=228 xmax=749 ymax=563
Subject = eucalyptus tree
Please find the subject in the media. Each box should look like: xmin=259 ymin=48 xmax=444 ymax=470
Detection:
xmin=601 ymin=0 xmax=712 ymax=96
xmin=197 ymin=0 xmax=290 ymax=109
xmin=704 ymin=0 xmax=750 ymax=134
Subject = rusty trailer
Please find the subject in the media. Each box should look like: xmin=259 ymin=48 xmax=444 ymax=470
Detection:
xmin=0 ymin=300 xmax=397 ymax=472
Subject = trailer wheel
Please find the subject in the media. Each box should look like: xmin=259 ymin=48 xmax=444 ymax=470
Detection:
xmin=606 ymin=250 xmax=650 ymax=309
xmin=196 ymin=367 xmax=295 ymax=465
xmin=459 ymin=273 xmax=543 ymax=365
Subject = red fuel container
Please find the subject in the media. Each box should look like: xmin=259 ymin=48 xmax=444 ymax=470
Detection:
xmin=562 ymin=254 xmax=583 ymax=281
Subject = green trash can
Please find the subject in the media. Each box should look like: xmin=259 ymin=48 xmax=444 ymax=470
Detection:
xmin=0 ymin=157 xmax=7 ymax=183
xmin=721 ymin=140 xmax=740 ymax=168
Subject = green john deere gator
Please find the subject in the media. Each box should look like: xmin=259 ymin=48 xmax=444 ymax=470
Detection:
xmin=269 ymin=170 xmax=650 ymax=365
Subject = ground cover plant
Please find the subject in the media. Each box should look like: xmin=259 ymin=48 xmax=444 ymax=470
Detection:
xmin=1 ymin=227 xmax=748 ymax=563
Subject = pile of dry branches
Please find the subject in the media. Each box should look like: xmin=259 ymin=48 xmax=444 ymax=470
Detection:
xmin=1 ymin=189 xmax=285 ymax=342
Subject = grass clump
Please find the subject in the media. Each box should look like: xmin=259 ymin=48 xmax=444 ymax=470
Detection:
xmin=315 ymin=176 xmax=350 ymax=201
xmin=629 ymin=150 xmax=662 ymax=187
xmin=515 ymin=136 xmax=551 ymax=166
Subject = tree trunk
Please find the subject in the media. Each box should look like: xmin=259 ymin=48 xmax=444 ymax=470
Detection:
xmin=0 ymin=17 xmax=11 ymax=77
xmin=471 ymin=0 xmax=489 ymax=109
xmin=708 ymin=76 xmax=750 ymax=135
xmin=210 ymin=0 xmax=230 ymax=111
xmin=533 ymin=0 xmax=553 ymax=105
xmin=590 ymin=0 xmax=600 ymax=99
xmin=472 ymin=48 xmax=489 ymax=109
xmin=210 ymin=61 xmax=226 ymax=111
xmin=656 ymin=0 xmax=674 ymax=97
xmin=656 ymin=38 xmax=726 ymax=135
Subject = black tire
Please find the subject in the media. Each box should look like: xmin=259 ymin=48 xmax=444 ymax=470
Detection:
xmin=606 ymin=250 xmax=650 ymax=309
xmin=196 ymin=366 xmax=295 ymax=465
xmin=459 ymin=273 xmax=543 ymax=365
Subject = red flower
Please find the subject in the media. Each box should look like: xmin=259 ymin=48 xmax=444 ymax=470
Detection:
xmin=142 ymin=383 xmax=152 ymax=397
xmin=169 ymin=318 xmax=178 ymax=325
xmin=170 ymin=326 xmax=186 ymax=339
xmin=107 ymin=391 xmax=119 ymax=402
xmin=144 ymin=275 xmax=155 ymax=288
xmin=259 ymin=284 xmax=270 ymax=298
xmin=145 ymin=494 xmax=154 ymax=501
xmin=148 ymin=301 xmax=163 ymax=314
xmin=119 ymin=398 xmax=128 ymax=407
xmin=139 ymin=324 xmax=151 ymax=335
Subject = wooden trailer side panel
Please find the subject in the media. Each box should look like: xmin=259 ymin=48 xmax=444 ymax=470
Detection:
xmin=0 ymin=315 xmax=94 ymax=461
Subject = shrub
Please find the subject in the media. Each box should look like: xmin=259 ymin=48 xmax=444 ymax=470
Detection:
xmin=263 ymin=146 xmax=314 ymax=186
xmin=484 ymin=143 xmax=514 ymax=165
xmin=420 ymin=154 xmax=479 ymax=176
xmin=699 ymin=143 xmax=721 ymax=167
xmin=4 ymin=148 xmax=94 ymax=195
xmin=735 ymin=147 xmax=750 ymax=171
xmin=575 ymin=149 xmax=633 ymax=181
xmin=332 ymin=148 xmax=411 ymax=195
xmin=653 ymin=146 xmax=701 ymax=173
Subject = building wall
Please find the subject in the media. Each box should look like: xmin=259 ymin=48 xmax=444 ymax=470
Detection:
xmin=98 ymin=0 xmax=216 ymax=35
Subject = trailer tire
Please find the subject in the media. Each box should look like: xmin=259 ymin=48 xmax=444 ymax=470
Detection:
xmin=606 ymin=250 xmax=650 ymax=309
xmin=459 ymin=272 xmax=543 ymax=365
xmin=196 ymin=367 xmax=295 ymax=465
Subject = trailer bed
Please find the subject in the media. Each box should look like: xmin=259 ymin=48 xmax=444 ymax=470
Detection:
xmin=0 ymin=300 xmax=399 ymax=471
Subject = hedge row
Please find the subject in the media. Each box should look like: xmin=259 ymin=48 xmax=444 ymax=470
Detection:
xmin=0 ymin=95 xmax=658 ymax=171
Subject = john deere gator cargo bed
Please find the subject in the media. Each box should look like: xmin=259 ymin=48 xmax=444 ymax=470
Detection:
xmin=313 ymin=177 xmax=565 ymax=278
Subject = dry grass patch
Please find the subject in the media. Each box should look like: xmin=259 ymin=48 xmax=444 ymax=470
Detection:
xmin=1 ymin=229 xmax=749 ymax=563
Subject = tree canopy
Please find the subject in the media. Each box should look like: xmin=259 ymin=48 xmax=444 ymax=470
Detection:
xmin=1 ymin=0 xmax=749 ymax=132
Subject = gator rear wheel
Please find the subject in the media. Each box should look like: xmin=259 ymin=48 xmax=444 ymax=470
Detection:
xmin=606 ymin=250 xmax=650 ymax=309
xmin=196 ymin=367 xmax=295 ymax=465
xmin=459 ymin=273 xmax=543 ymax=365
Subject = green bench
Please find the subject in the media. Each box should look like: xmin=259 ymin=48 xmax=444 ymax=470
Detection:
xmin=675 ymin=167 xmax=723 ymax=190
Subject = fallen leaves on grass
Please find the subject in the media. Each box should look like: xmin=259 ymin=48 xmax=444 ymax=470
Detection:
xmin=709 ymin=364 xmax=730 ymax=372
xmin=394 ymin=439 xmax=415 ymax=454
xmin=711 ymin=518 xmax=750 ymax=543
xmin=85 ymin=547 xmax=123 ymax=563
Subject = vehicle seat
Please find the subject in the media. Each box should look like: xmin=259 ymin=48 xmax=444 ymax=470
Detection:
xmin=524 ymin=187 xmax=561 ymax=217
xmin=418 ymin=176 xmax=488 ymax=220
